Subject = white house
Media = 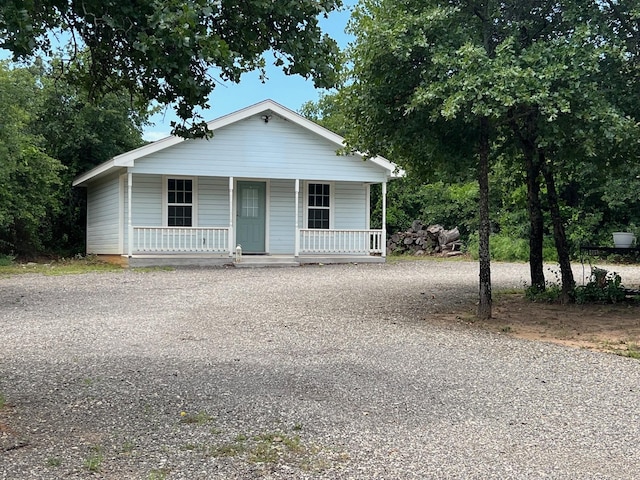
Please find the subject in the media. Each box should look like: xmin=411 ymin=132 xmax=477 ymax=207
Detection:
xmin=73 ymin=100 xmax=401 ymax=267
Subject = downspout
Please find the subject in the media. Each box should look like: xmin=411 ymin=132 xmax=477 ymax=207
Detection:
xmin=294 ymin=179 xmax=300 ymax=257
xmin=127 ymin=172 xmax=133 ymax=257
xmin=382 ymin=180 xmax=387 ymax=257
xmin=229 ymin=177 xmax=234 ymax=256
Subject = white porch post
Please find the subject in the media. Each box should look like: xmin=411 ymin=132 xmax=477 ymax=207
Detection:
xmin=382 ymin=180 xmax=387 ymax=258
xmin=127 ymin=172 xmax=133 ymax=257
xmin=228 ymin=177 xmax=234 ymax=256
xmin=294 ymin=179 xmax=300 ymax=257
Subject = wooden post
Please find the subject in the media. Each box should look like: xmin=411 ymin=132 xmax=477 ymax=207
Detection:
xmin=228 ymin=177 xmax=234 ymax=256
xmin=127 ymin=172 xmax=133 ymax=257
xmin=382 ymin=180 xmax=387 ymax=257
xmin=294 ymin=179 xmax=300 ymax=257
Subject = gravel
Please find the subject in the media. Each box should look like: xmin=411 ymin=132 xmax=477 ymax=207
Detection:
xmin=1 ymin=260 xmax=640 ymax=479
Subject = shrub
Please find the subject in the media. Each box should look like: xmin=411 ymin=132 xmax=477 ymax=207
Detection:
xmin=575 ymin=267 xmax=626 ymax=304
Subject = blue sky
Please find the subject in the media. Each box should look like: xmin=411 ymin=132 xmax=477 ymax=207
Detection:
xmin=145 ymin=3 xmax=356 ymax=141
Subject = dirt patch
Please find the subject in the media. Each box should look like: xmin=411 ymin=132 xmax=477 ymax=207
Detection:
xmin=440 ymin=294 xmax=640 ymax=358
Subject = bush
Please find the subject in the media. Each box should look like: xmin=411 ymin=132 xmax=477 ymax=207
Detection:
xmin=575 ymin=267 xmax=626 ymax=304
xmin=467 ymin=233 xmax=557 ymax=262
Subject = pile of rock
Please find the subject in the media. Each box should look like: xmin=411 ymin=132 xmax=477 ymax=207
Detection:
xmin=387 ymin=220 xmax=463 ymax=257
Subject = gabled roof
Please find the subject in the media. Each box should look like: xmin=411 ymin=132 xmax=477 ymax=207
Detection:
xmin=73 ymin=99 xmax=402 ymax=186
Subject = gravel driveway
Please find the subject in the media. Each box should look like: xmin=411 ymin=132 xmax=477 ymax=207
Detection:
xmin=2 ymin=261 xmax=640 ymax=479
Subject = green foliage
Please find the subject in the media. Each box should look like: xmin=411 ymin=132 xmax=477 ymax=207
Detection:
xmin=0 ymin=63 xmax=64 ymax=255
xmin=575 ymin=267 xmax=627 ymax=304
xmin=1 ymin=0 xmax=343 ymax=138
xmin=467 ymin=233 xmax=557 ymax=263
xmin=524 ymin=283 xmax=563 ymax=303
xmin=0 ymin=60 xmax=148 ymax=256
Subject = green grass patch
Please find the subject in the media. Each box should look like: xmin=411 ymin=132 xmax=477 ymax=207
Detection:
xmin=46 ymin=457 xmax=62 ymax=467
xmin=83 ymin=445 xmax=104 ymax=472
xmin=179 ymin=410 xmax=214 ymax=425
xmin=0 ymin=255 xmax=122 ymax=276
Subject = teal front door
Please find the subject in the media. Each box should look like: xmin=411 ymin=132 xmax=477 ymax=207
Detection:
xmin=236 ymin=181 xmax=266 ymax=253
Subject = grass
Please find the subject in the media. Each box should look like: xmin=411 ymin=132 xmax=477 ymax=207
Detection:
xmin=83 ymin=445 xmax=104 ymax=472
xmin=46 ymin=457 xmax=62 ymax=467
xmin=606 ymin=341 xmax=640 ymax=360
xmin=179 ymin=410 xmax=214 ymax=425
xmin=0 ymin=255 xmax=123 ymax=276
xmin=197 ymin=426 xmax=345 ymax=473
xmin=148 ymin=468 xmax=171 ymax=480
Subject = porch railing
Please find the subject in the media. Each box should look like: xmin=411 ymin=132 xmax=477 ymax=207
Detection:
xmin=133 ymin=227 xmax=230 ymax=253
xmin=299 ymin=229 xmax=384 ymax=255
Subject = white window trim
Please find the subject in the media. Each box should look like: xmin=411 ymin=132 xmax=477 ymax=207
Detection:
xmin=303 ymin=181 xmax=334 ymax=229
xmin=162 ymin=176 xmax=198 ymax=227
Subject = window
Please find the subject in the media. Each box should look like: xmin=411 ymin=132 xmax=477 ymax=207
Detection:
xmin=167 ymin=178 xmax=193 ymax=226
xmin=307 ymin=183 xmax=330 ymax=229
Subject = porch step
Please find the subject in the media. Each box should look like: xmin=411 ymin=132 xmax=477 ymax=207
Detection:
xmin=233 ymin=256 xmax=299 ymax=268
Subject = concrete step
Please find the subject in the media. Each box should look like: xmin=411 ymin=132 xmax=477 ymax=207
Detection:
xmin=233 ymin=256 xmax=299 ymax=268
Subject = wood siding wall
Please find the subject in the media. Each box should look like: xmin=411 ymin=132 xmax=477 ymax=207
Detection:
xmin=86 ymin=172 xmax=121 ymax=254
xmin=129 ymin=114 xmax=387 ymax=183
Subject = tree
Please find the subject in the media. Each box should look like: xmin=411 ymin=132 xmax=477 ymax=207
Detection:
xmin=343 ymin=0 xmax=498 ymax=318
xmin=0 ymin=63 xmax=64 ymax=255
xmin=344 ymin=0 xmax=640 ymax=307
xmin=34 ymin=58 xmax=150 ymax=254
xmin=0 ymin=0 xmax=343 ymax=138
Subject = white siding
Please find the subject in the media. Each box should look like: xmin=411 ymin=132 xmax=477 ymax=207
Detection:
xmin=86 ymin=172 xmax=121 ymax=254
xmin=269 ymin=179 xmax=295 ymax=254
xmin=334 ymin=183 xmax=367 ymax=230
xmin=199 ymin=177 xmax=229 ymax=226
xmin=132 ymin=174 xmax=162 ymax=226
xmin=129 ymin=114 xmax=388 ymax=183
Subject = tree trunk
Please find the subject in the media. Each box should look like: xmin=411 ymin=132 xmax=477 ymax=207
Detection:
xmin=540 ymin=151 xmax=575 ymax=303
xmin=477 ymin=116 xmax=492 ymax=320
xmin=525 ymin=149 xmax=546 ymax=291
xmin=508 ymin=108 xmax=546 ymax=291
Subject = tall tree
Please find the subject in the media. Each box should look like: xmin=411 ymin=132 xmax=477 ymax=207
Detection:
xmin=0 ymin=63 xmax=64 ymax=255
xmin=0 ymin=0 xmax=343 ymax=138
xmin=35 ymin=58 xmax=150 ymax=253
xmin=344 ymin=0 xmax=640 ymax=305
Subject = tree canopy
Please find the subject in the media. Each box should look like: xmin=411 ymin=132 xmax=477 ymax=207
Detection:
xmin=0 ymin=60 xmax=148 ymax=256
xmin=341 ymin=0 xmax=640 ymax=306
xmin=0 ymin=0 xmax=343 ymax=138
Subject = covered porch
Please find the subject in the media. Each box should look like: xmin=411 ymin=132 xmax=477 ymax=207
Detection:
xmin=123 ymin=174 xmax=388 ymax=266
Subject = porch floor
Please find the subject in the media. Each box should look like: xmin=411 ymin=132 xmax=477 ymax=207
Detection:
xmin=122 ymin=254 xmax=385 ymax=268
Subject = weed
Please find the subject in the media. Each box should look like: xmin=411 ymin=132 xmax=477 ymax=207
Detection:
xmin=0 ymin=254 xmax=15 ymax=267
xmin=148 ymin=467 xmax=171 ymax=480
xmin=46 ymin=457 xmax=62 ymax=467
xmin=500 ymin=326 xmax=513 ymax=333
xmin=179 ymin=410 xmax=214 ymax=425
xmin=121 ymin=440 xmax=136 ymax=454
xmin=575 ymin=267 xmax=626 ymax=304
xmin=0 ymin=393 xmax=6 ymax=410
xmin=249 ymin=432 xmax=303 ymax=464
xmin=84 ymin=445 xmax=103 ymax=472
xmin=208 ymin=441 xmax=246 ymax=457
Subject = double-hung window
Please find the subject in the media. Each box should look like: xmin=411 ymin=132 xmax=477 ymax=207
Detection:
xmin=167 ymin=178 xmax=193 ymax=226
xmin=307 ymin=183 xmax=330 ymax=229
